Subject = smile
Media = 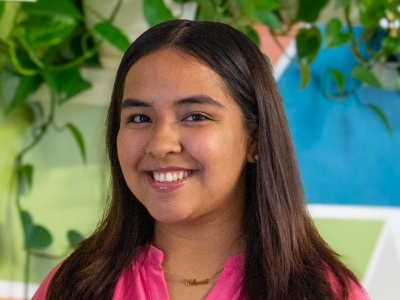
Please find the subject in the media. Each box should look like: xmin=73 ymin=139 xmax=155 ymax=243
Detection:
xmin=152 ymin=170 xmax=193 ymax=183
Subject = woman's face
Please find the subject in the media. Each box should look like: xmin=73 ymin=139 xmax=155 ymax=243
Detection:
xmin=117 ymin=48 xmax=256 ymax=224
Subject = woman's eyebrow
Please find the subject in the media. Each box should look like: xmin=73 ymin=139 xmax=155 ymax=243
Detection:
xmin=121 ymin=98 xmax=151 ymax=109
xmin=121 ymin=95 xmax=226 ymax=110
xmin=176 ymin=95 xmax=226 ymax=110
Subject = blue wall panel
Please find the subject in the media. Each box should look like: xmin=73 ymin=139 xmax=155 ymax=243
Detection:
xmin=278 ymin=35 xmax=400 ymax=207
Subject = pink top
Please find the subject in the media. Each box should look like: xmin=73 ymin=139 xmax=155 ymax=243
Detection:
xmin=32 ymin=245 xmax=370 ymax=300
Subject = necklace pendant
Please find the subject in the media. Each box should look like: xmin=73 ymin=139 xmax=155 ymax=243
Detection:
xmin=181 ymin=278 xmax=210 ymax=286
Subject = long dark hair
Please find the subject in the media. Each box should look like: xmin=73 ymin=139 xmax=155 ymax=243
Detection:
xmin=47 ymin=20 xmax=358 ymax=299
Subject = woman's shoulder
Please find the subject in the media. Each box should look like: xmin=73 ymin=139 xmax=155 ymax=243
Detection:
xmin=31 ymin=262 xmax=63 ymax=300
xmin=327 ymin=270 xmax=371 ymax=300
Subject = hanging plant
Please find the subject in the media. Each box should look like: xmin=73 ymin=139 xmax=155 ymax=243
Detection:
xmin=0 ymin=0 xmax=130 ymax=298
xmin=142 ymin=0 xmax=399 ymax=136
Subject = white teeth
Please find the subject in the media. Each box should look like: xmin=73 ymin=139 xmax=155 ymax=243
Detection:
xmin=152 ymin=171 xmax=191 ymax=182
xmin=166 ymin=173 xmax=173 ymax=182
xmin=159 ymin=173 xmax=165 ymax=182
xmin=154 ymin=173 xmax=158 ymax=181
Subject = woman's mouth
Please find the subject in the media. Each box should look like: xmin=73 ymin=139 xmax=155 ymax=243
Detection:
xmin=152 ymin=170 xmax=193 ymax=183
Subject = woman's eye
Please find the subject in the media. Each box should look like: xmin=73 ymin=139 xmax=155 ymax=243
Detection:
xmin=130 ymin=115 xmax=151 ymax=123
xmin=185 ymin=114 xmax=208 ymax=121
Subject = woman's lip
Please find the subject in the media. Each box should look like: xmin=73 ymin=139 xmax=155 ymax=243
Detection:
xmin=145 ymin=167 xmax=193 ymax=172
xmin=146 ymin=171 xmax=193 ymax=192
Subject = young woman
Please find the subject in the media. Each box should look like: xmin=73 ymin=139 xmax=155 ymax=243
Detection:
xmin=33 ymin=20 xmax=370 ymax=300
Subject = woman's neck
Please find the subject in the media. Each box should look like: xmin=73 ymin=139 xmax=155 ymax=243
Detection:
xmin=152 ymin=207 xmax=245 ymax=280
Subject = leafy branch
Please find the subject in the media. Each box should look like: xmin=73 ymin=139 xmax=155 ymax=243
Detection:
xmin=0 ymin=0 xmax=131 ymax=299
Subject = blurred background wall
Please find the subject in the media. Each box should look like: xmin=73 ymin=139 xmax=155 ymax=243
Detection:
xmin=1 ymin=0 xmax=399 ymax=299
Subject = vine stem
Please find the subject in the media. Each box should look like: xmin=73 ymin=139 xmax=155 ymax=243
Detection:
xmin=15 ymin=125 xmax=46 ymax=210
xmin=15 ymin=93 xmax=57 ymax=298
xmin=108 ymin=0 xmax=123 ymax=23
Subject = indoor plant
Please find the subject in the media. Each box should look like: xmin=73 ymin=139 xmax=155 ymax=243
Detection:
xmin=143 ymin=0 xmax=400 ymax=135
xmin=0 ymin=0 xmax=130 ymax=298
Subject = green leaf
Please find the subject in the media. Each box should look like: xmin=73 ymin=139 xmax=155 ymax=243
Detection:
xmin=66 ymin=123 xmax=86 ymax=163
xmin=359 ymin=2 xmax=385 ymax=30
xmin=172 ymin=0 xmax=192 ymax=3
xmin=299 ymin=62 xmax=311 ymax=90
xmin=20 ymin=164 xmax=34 ymax=189
xmin=1 ymin=61 xmax=43 ymax=114
xmin=367 ymin=104 xmax=393 ymax=137
xmin=296 ymin=27 xmax=322 ymax=64
xmin=297 ymin=0 xmax=329 ymax=23
xmin=67 ymin=230 xmax=84 ymax=248
xmin=240 ymin=25 xmax=260 ymax=46
xmin=20 ymin=210 xmax=34 ymax=247
xmin=196 ymin=2 xmax=215 ymax=21
xmin=325 ymin=18 xmax=352 ymax=48
xmin=253 ymin=0 xmax=282 ymax=10
xmin=27 ymin=101 xmax=45 ymax=125
xmin=26 ymin=225 xmax=52 ymax=249
xmin=382 ymin=36 xmax=400 ymax=56
xmin=94 ymin=22 xmax=131 ymax=53
xmin=241 ymin=1 xmax=258 ymax=22
xmin=334 ymin=0 xmax=351 ymax=8
xmin=143 ymin=0 xmax=174 ymax=27
xmin=351 ymin=65 xmax=382 ymax=88
xmin=13 ymin=16 xmax=77 ymax=50
xmin=0 ymin=2 xmax=5 ymax=19
xmin=21 ymin=0 xmax=82 ymax=20
xmin=256 ymin=9 xmax=282 ymax=29
xmin=329 ymin=69 xmax=345 ymax=94
xmin=42 ymin=67 xmax=91 ymax=104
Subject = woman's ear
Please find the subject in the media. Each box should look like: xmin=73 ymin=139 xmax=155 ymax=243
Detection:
xmin=246 ymin=137 xmax=258 ymax=163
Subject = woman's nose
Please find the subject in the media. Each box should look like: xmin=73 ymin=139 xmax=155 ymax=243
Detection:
xmin=145 ymin=123 xmax=182 ymax=157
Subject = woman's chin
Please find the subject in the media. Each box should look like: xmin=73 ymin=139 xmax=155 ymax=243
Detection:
xmin=149 ymin=209 xmax=193 ymax=225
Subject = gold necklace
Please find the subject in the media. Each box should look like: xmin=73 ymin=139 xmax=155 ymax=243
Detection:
xmin=161 ymin=265 xmax=224 ymax=286
xmin=150 ymin=248 xmax=224 ymax=286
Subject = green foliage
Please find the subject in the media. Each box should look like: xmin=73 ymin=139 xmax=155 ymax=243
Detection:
xmin=143 ymin=0 xmax=174 ymax=27
xmin=359 ymin=1 xmax=386 ymax=30
xmin=0 ymin=2 xmax=5 ymax=19
xmin=299 ymin=62 xmax=311 ymax=90
xmin=20 ymin=210 xmax=52 ymax=249
xmin=66 ymin=123 xmax=87 ymax=163
xmin=296 ymin=27 xmax=322 ymax=64
xmin=21 ymin=0 xmax=83 ymax=20
xmin=351 ymin=65 xmax=382 ymax=88
xmin=20 ymin=164 xmax=34 ymax=191
xmin=0 ymin=0 xmax=124 ymax=297
xmin=238 ymin=23 xmax=260 ymax=46
xmin=382 ymin=36 xmax=400 ymax=57
xmin=334 ymin=0 xmax=351 ymax=8
xmin=42 ymin=67 xmax=91 ymax=104
xmin=297 ymin=0 xmax=329 ymax=23
xmin=196 ymin=2 xmax=215 ymax=21
xmin=94 ymin=22 xmax=131 ymax=52
xmin=1 ymin=60 xmax=43 ymax=113
xmin=253 ymin=0 xmax=282 ymax=10
xmin=329 ymin=69 xmax=345 ymax=94
xmin=67 ymin=230 xmax=84 ymax=248
xmin=13 ymin=16 xmax=78 ymax=51
xmin=139 ymin=0 xmax=398 ymax=123
xmin=367 ymin=104 xmax=393 ymax=137
xmin=256 ymin=9 xmax=282 ymax=29
xmin=325 ymin=18 xmax=352 ymax=48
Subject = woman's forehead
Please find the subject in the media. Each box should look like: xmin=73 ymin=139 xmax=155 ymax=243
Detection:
xmin=122 ymin=48 xmax=232 ymax=102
